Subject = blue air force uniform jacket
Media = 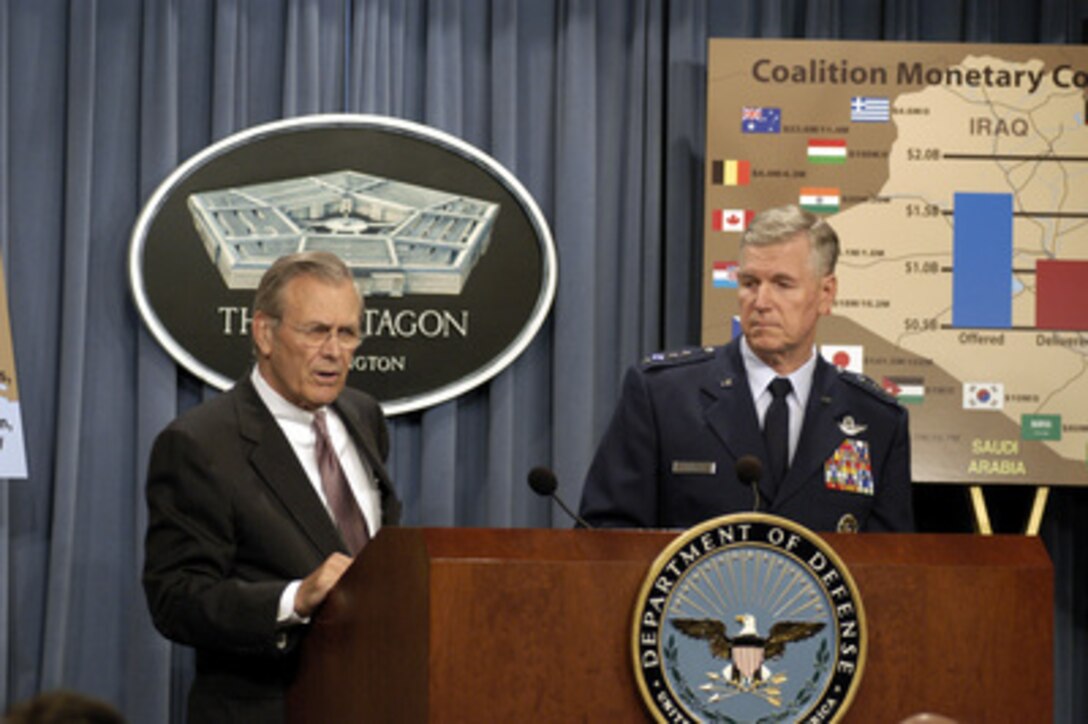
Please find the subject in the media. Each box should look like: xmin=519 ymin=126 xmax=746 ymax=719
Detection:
xmin=578 ymin=338 xmax=914 ymax=533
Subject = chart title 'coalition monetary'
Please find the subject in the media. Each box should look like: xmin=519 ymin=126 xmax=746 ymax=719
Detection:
xmin=751 ymin=58 xmax=1088 ymax=93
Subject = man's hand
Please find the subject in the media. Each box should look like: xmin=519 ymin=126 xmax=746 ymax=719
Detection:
xmin=294 ymin=553 xmax=353 ymax=618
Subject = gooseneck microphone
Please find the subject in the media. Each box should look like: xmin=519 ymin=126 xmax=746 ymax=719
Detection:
xmin=527 ymin=466 xmax=592 ymax=528
xmin=735 ymin=455 xmax=764 ymax=512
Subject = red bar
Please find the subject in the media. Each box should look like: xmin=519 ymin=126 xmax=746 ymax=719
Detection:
xmin=736 ymin=159 xmax=751 ymax=185
xmin=808 ymin=138 xmax=846 ymax=148
xmin=1036 ymin=259 xmax=1088 ymax=330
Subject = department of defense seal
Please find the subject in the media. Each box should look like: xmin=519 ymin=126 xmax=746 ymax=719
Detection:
xmin=632 ymin=513 xmax=866 ymax=723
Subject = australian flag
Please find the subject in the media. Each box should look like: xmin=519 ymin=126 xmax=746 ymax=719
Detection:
xmin=741 ymin=106 xmax=781 ymax=134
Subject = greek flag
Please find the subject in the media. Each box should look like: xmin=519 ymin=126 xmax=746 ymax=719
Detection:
xmin=851 ymin=96 xmax=890 ymax=122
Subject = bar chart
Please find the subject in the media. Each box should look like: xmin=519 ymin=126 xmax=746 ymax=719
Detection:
xmin=951 ymin=191 xmax=1088 ymax=332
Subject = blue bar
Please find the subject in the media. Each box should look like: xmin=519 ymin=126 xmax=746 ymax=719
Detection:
xmin=953 ymin=192 xmax=1013 ymax=328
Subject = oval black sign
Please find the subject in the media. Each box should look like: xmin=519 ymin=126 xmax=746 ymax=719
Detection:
xmin=129 ymin=115 xmax=556 ymax=415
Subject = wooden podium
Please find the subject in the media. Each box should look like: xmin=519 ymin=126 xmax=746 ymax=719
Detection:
xmin=288 ymin=528 xmax=1052 ymax=722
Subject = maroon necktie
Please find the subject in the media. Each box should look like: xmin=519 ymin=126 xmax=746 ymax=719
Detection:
xmin=313 ymin=410 xmax=370 ymax=554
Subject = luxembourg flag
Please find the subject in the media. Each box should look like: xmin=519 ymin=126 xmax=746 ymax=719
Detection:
xmin=799 ymin=187 xmax=841 ymax=213
xmin=712 ymin=261 xmax=739 ymax=288
xmin=807 ymin=138 xmax=847 ymax=164
xmin=712 ymin=209 xmax=754 ymax=232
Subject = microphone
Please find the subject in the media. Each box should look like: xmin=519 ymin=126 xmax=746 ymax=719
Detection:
xmin=735 ymin=455 xmax=764 ymax=512
xmin=527 ymin=466 xmax=592 ymax=529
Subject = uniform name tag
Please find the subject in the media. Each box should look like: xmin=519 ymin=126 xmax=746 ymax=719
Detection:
xmin=671 ymin=460 xmax=717 ymax=475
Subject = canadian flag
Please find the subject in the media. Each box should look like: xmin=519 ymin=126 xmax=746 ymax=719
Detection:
xmin=712 ymin=208 xmax=754 ymax=232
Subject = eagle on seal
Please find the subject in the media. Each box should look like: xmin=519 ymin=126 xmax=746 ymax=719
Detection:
xmin=672 ymin=614 xmax=825 ymax=686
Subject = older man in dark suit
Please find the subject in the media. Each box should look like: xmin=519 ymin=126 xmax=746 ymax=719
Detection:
xmin=143 ymin=251 xmax=401 ymax=723
xmin=579 ymin=205 xmax=913 ymax=533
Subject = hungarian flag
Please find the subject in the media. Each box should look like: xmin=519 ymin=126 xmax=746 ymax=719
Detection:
xmin=711 ymin=159 xmax=751 ymax=185
xmin=807 ymin=138 xmax=847 ymax=164
xmin=712 ymin=209 xmax=754 ymax=232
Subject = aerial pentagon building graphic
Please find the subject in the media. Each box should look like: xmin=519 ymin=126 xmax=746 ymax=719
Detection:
xmin=187 ymin=171 xmax=500 ymax=296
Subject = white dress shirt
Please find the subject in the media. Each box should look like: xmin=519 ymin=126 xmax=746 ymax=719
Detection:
xmin=250 ymin=367 xmax=382 ymax=624
xmin=740 ymin=337 xmax=819 ymax=466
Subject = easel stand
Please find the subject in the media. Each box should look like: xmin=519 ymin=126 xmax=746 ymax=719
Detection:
xmin=969 ymin=484 xmax=1050 ymax=535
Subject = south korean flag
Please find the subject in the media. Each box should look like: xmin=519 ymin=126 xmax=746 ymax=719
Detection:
xmin=963 ymin=382 xmax=1004 ymax=410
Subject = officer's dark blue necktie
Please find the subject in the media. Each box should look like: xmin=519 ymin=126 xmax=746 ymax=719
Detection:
xmin=763 ymin=377 xmax=793 ymax=493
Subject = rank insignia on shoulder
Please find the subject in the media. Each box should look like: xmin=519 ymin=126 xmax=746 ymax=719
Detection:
xmin=641 ymin=346 xmax=717 ymax=369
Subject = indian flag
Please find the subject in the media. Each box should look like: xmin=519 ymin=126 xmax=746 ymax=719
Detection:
xmin=800 ymin=187 xmax=841 ymax=213
xmin=882 ymin=376 xmax=925 ymax=404
xmin=807 ymin=138 xmax=846 ymax=164
xmin=711 ymin=159 xmax=751 ymax=185
xmin=712 ymin=209 xmax=754 ymax=232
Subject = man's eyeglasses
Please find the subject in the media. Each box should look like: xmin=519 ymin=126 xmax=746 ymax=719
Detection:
xmin=283 ymin=322 xmax=364 ymax=350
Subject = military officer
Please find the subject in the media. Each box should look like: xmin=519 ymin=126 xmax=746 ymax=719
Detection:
xmin=578 ymin=204 xmax=913 ymax=533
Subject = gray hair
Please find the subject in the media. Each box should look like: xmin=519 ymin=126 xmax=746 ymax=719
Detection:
xmin=252 ymin=251 xmax=359 ymax=320
xmin=740 ymin=204 xmax=839 ymax=276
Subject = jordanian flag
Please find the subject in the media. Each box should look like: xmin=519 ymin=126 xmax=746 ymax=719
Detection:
xmin=882 ymin=376 xmax=925 ymax=404
xmin=712 ymin=159 xmax=751 ymax=185
xmin=799 ymin=187 xmax=840 ymax=213
xmin=807 ymin=138 xmax=846 ymax=164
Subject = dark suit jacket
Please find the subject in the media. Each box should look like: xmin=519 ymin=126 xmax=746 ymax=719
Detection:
xmin=578 ymin=339 xmax=913 ymax=532
xmin=142 ymin=377 xmax=401 ymax=724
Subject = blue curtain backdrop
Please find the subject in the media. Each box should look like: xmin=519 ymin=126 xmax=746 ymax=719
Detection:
xmin=1 ymin=0 xmax=1086 ymax=721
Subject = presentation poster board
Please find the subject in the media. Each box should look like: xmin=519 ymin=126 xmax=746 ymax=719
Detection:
xmin=0 ymin=255 xmax=27 ymax=478
xmin=704 ymin=39 xmax=1088 ymax=486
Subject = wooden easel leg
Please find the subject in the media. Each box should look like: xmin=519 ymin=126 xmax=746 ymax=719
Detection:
xmin=969 ymin=484 xmax=1049 ymax=535
xmin=969 ymin=485 xmax=993 ymax=535
xmin=1024 ymin=486 xmax=1050 ymax=536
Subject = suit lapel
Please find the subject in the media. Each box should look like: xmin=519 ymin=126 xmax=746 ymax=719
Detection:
xmin=332 ymin=397 xmax=397 ymax=506
xmin=775 ymin=358 xmax=849 ymax=506
xmin=701 ymin=342 xmax=774 ymax=498
xmin=234 ymin=379 xmax=346 ymax=556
